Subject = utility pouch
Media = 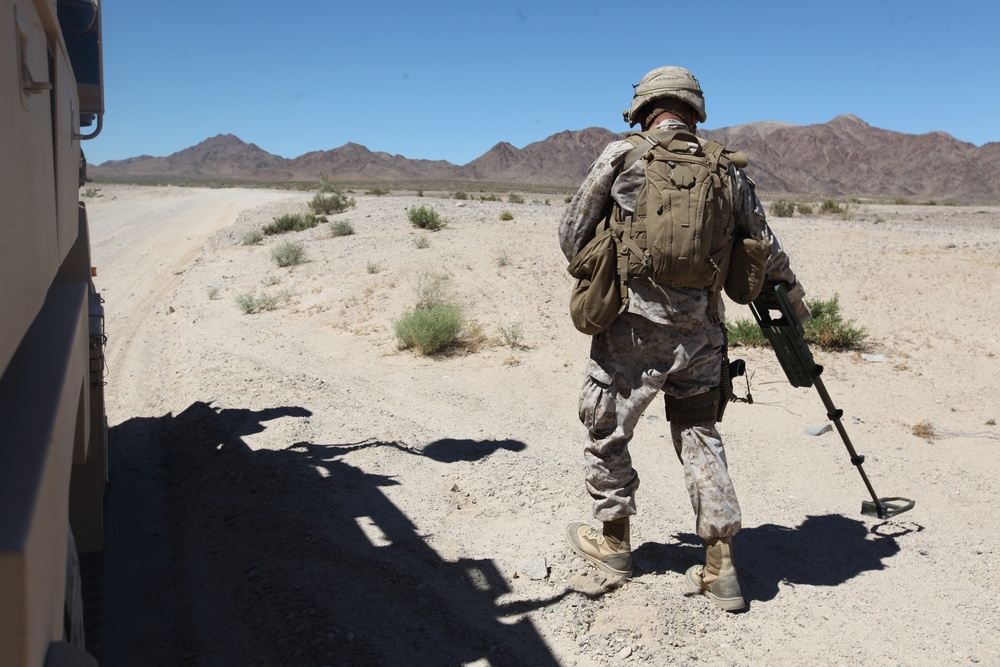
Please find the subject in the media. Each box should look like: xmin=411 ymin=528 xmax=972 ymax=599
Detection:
xmin=664 ymin=386 xmax=722 ymax=426
xmin=567 ymin=225 xmax=622 ymax=335
xmin=724 ymin=236 xmax=768 ymax=304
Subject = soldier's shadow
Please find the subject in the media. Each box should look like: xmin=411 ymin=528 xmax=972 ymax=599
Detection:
xmin=633 ymin=513 xmax=919 ymax=603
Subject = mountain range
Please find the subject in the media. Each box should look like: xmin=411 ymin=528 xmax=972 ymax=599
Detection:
xmin=90 ymin=115 xmax=1000 ymax=203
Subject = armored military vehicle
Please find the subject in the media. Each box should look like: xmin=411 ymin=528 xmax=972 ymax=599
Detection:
xmin=1 ymin=0 xmax=106 ymax=664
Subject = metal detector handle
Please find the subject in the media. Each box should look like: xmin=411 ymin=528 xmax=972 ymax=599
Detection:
xmin=749 ymin=284 xmax=819 ymax=388
xmin=749 ymin=284 xmax=915 ymax=520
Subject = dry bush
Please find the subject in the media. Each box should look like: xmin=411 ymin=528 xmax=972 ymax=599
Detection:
xmin=911 ymin=420 xmax=936 ymax=440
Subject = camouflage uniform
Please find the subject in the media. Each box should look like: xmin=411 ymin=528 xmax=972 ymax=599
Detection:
xmin=560 ymin=119 xmax=806 ymax=540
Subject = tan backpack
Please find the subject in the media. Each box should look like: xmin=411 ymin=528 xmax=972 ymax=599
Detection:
xmin=568 ymin=128 xmax=766 ymax=334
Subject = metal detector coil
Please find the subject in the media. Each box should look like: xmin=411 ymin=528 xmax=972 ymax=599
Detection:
xmin=749 ymin=284 xmax=915 ymax=520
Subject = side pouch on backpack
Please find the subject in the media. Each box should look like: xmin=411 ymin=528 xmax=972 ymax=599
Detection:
xmin=724 ymin=236 xmax=768 ymax=304
xmin=567 ymin=227 xmax=622 ymax=335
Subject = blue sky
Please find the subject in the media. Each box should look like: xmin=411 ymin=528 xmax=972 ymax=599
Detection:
xmin=87 ymin=0 xmax=999 ymax=166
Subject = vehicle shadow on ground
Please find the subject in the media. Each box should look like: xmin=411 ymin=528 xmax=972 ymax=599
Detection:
xmin=633 ymin=513 xmax=918 ymax=604
xmin=93 ymin=400 xmax=563 ymax=667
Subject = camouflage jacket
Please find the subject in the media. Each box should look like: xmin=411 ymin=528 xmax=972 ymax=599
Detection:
xmin=558 ymin=119 xmax=806 ymax=326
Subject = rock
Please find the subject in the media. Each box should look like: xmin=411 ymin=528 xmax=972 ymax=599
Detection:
xmin=614 ymin=646 xmax=633 ymax=661
xmin=804 ymin=423 xmax=833 ymax=436
xmin=523 ymin=555 xmax=549 ymax=580
xmin=862 ymin=353 xmax=890 ymax=363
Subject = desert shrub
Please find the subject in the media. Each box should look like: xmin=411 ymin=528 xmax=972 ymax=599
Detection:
xmin=804 ymin=294 xmax=866 ymax=349
xmin=893 ymin=197 xmax=910 ymax=205
xmin=479 ymin=194 xmax=501 ymax=202
xmin=408 ymin=206 xmax=444 ymax=231
xmin=394 ymin=303 xmax=464 ymax=355
xmin=508 ymin=193 xmax=524 ymax=204
xmin=796 ymin=202 xmax=814 ymax=215
xmin=727 ymin=294 xmax=866 ymax=352
xmin=241 ymin=229 xmax=264 ymax=245
xmin=261 ymin=274 xmax=282 ymax=286
xmin=770 ymin=199 xmax=795 ymax=218
xmin=235 ymin=290 xmax=290 ymax=314
xmin=366 ymin=261 xmax=382 ymax=274
xmin=911 ymin=420 xmax=935 ymax=439
xmin=82 ymin=187 xmax=102 ymax=198
xmin=499 ymin=210 xmax=514 ymax=221
xmin=317 ymin=171 xmax=336 ymax=193
xmin=453 ymin=191 xmax=469 ymax=200
xmin=309 ymin=191 xmax=356 ymax=215
xmin=496 ymin=321 xmax=524 ymax=348
xmin=206 ymin=286 xmax=220 ymax=300
xmin=271 ymin=240 xmax=305 ymax=267
xmin=494 ymin=247 xmax=510 ymax=267
xmin=726 ymin=318 xmax=768 ymax=347
xmin=263 ymin=213 xmax=323 ymax=235
xmin=235 ymin=292 xmax=258 ymax=314
xmin=328 ymin=220 xmax=354 ymax=237
xmin=819 ymin=199 xmax=844 ymax=215
xmin=414 ymin=236 xmax=430 ymax=249
xmin=411 ymin=271 xmax=447 ymax=310
xmin=366 ymin=187 xmax=390 ymax=196
xmin=255 ymin=289 xmax=290 ymax=311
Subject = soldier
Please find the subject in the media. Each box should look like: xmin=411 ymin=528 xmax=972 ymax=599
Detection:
xmin=559 ymin=66 xmax=810 ymax=611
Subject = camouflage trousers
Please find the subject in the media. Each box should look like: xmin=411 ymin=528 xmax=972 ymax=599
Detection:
xmin=578 ymin=312 xmax=742 ymax=540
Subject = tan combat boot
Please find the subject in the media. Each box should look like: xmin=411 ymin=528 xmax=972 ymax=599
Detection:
xmin=565 ymin=518 xmax=632 ymax=578
xmin=684 ymin=536 xmax=745 ymax=611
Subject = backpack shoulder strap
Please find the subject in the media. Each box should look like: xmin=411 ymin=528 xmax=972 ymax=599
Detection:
xmin=620 ymin=128 xmax=685 ymax=171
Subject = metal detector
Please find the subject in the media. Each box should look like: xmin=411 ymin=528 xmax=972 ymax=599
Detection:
xmin=748 ymin=284 xmax=915 ymax=519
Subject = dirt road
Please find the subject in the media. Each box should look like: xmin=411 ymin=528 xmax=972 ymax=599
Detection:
xmin=84 ymin=185 xmax=1000 ymax=666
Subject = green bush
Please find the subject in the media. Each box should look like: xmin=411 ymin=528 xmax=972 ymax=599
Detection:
xmin=82 ymin=187 xmax=102 ymax=198
xmin=796 ymin=202 xmax=814 ymax=215
xmin=508 ymin=193 xmax=524 ymax=204
xmin=235 ymin=290 xmax=290 ymax=314
xmin=770 ymin=199 xmax=795 ymax=218
xmin=309 ymin=191 xmax=356 ymax=215
xmin=366 ymin=261 xmax=382 ymax=274
xmin=366 ymin=187 xmax=390 ymax=196
xmin=727 ymin=294 xmax=867 ymax=352
xmin=414 ymin=236 xmax=430 ymax=249
xmin=496 ymin=321 xmax=524 ymax=348
xmin=453 ymin=191 xmax=469 ymax=200
xmin=408 ymin=206 xmax=444 ymax=231
xmin=726 ymin=318 xmax=768 ymax=347
xmin=804 ymin=294 xmax=866 ymax=349
xmin=328 ymin=220 xmax=354 ymax=237
xmin=271 ymin=240 xmax=306 ymax=267
xmin=241 ymin=229 xmax=264 ymax=245
xmin=235 ymin=292 xmax=258 ymax=314
xmin=479 ymin=194 xmax=501 ymax=202
xmin=263 ymin=213 xmax=324 ymax=235
xmin=499 ymin=210 xmax=514 ymax=221
xmin=819 ymin=199 xmax=844 ymax=215
xmin=394 ymin=303 xmax=464 ymax=355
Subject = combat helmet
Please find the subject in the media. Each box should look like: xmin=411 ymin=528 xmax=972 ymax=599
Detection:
xmin=623 ymin=66 xmax=707 ymax=127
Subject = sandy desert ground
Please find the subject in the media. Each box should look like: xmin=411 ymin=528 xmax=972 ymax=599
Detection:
xmin=83 ymin=184 xmax=1000 ymax=666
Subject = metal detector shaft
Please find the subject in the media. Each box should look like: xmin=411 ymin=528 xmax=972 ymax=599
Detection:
xmin=749 ymin=284 xmax=914 ymax=519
